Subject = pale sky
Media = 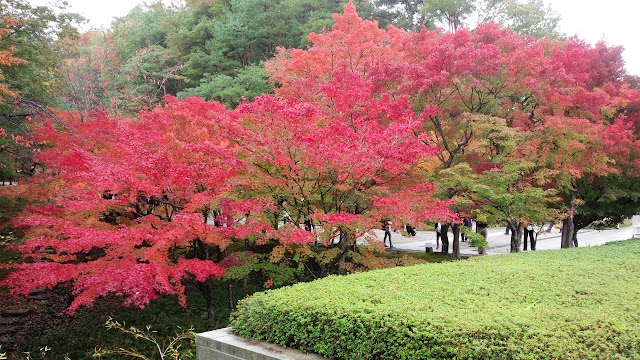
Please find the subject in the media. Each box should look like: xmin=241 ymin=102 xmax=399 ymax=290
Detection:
xmin=550 ymin=0 xmax=640 ymax=76
xmin=27 ymin=0 xmax=640 ymax=76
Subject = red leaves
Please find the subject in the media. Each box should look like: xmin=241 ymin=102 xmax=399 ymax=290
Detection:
xmin=3 ymin=3 xmax=639 ymax=315
xmin=2 ymin=263 xmax=77 ymax=296
xmin=233 ymin=87 xmax=453 ymax=234
xmin=67 ymin=262 xmax=177 ymax=313
xmin=265 ymin=225 xmax=315 ymax=246
xmin=0 ymin=96 xmax=247 ymax=312
xmin=536 ymin=116 xmax=618 ymax=181
xmin=371 ymin=183 xmax=456 ymax=225
xmin=173 ymin=259 xmax=225 ymax=283
xmin=312 ymin=213 xmax=360 ymax=226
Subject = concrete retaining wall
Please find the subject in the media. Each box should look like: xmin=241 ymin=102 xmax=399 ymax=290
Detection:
xmin=196 ymin=328 xmax=326 ymax=360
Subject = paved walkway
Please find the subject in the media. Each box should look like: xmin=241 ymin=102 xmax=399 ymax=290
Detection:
xmin=374 ymin=226 xmax=638 ymax=256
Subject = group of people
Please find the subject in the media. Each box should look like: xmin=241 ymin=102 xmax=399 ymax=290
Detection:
xmin=380 ymin=218 xmax=481 ymax=251
xmin=377 ymin=218 xmax=587 ymax=252
xmin=505 ymin=222 xmax=552 ymax=251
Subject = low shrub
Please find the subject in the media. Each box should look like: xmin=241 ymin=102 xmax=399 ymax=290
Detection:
xmin=230 ymin=240 xmax=640 ymax=359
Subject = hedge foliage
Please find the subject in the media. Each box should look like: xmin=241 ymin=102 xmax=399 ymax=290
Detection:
xmin=230 ymin=240 xmax=640 ymax=359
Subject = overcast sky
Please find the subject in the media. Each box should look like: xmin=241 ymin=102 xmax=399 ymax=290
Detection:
xmin=550 ymin=0 xmax=639 ymax=76
xmin=27 ymin=0 xmax=640 ymax=76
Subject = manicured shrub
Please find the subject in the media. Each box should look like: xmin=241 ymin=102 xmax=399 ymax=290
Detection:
xmin=231 ymin=240 xmax=640 ymax=359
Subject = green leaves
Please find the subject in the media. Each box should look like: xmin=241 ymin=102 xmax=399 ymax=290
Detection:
xmin=178 ymin=65 xmax=270 ymax=108
xmin=479 ymin=0 xmax=562 ymax=38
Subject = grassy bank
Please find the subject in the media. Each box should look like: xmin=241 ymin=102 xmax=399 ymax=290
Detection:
xmin=231 ymin=240 xmax=640 ymax=359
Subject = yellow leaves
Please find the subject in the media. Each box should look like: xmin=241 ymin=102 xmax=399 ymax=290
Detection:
xmin=269 ymin=245 xmax=286 ymax=263
xmin=0 ymin=79 xmax=17 ymax=102
xmin=599 ymin=104 xmax=619 ymax=120
xmin=416 ymin=155 xmax=440 ymax=172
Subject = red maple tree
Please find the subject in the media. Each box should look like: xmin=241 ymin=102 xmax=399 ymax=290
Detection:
xmin=265 ymin=2 xmax=640 ymax=251
xmin=1 ymin=97 xmax=246 ymax=319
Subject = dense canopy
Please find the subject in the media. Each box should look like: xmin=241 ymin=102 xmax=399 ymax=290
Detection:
xmin=1 ymin=1 xmax=639 ymax=322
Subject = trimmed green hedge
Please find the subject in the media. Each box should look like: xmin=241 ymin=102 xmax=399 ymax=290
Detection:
xmin=230 ymin=240 xmax=640 ymax=359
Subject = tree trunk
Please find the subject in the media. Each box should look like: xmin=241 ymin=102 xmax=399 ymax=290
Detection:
xmin=197 ymin=281 xmax=216 ymax=325
xmin=243 ymin=275 xmax=249 ymax=297
xmin=561 ymin=217 xmax=575 ymax=248
xmin=338 ymin=228 xmax=347 ymax=247
xmin=479 ymin=226 xmax=488 ymax=254
xmin=441 ymin=223 xmax=450 ymax=254
xmin=561 ymin=190 xmax=577 ymax=248
xmin=227 ymin=280 xmax=234 ymax=311
xmin=329 ymin=229 xmax=352 ymax=274
xmin=452 ymin=223 xmax=461 ymax=259
xmin=510 ymin=222 xmax=523 ymax=253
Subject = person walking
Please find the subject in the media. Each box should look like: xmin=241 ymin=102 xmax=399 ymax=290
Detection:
xmin=462 ymin=217 xmax=472 ymax=242
xmin=440 ymin=223 xmax=450 ymax=253
xmin=435 ymin=222 xmax=441 ymax=249
xmin=523 ymin=223 xmax=535 ymax=251
xmin=383 ymin=220 xmax=394 ymax=248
